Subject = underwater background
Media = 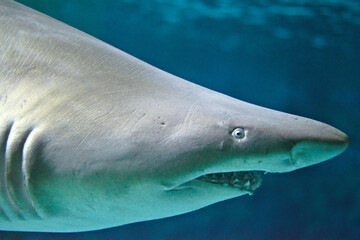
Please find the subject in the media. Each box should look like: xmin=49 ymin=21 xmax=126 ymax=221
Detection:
xmin=1 ymin=0 xmax=359 ymax=239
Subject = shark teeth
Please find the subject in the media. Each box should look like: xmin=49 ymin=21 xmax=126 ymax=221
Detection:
xmin=197 ymin=171 xmax=262 ymax=194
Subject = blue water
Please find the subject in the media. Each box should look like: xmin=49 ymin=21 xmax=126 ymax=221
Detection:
xmin=3 ymin=0 xmax=360 ymax=239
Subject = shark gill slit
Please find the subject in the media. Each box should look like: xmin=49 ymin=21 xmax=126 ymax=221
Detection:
xmin=0 ymin=122 xmax=12 ymax=221
xmin=0 ymin=121 xmax=19 ymax=221
xmin=0 ymin=207 xmax=9 ymax=221
xmin=5 ymin=123 xmax=41 ymax=220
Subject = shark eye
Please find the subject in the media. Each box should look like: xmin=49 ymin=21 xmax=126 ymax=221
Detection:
xmin=232 ymin=128 xmax=245 ymax=139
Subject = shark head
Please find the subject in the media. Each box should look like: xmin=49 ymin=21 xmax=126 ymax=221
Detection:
xmin=129 ymin=87 xmax=349 ymax=218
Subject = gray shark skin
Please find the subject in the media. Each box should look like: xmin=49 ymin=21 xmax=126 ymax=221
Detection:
xmin=0 ymin=0 xmax=349 ymax=232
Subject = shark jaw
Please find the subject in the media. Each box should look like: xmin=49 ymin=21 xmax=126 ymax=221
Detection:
xmin=165 ymin=170 xmax=264 ymax=196
xmin=196 ymin=171 xmax=262 ymax=195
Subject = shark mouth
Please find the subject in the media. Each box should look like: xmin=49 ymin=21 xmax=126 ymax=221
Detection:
xmin=196 ymin=171 xmax=262 ymax=195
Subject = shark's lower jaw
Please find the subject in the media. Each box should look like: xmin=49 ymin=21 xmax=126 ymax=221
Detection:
xmin=197 ymin=171 xmax=262 ymax=195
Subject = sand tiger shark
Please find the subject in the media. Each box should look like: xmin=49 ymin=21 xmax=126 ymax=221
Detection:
xmin=0 ymin=0 xmax=349 ymax=232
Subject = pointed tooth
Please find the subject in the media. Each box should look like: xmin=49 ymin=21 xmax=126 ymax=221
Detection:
xmin=211 ymin=175 xmax=218 ymax=182
xmin=231 ymin=174 xmax=239 ymax=183
xmin=244 ymin=180 xmax=250 ymax=188
xmin=233 ymin=178 xmax=239 ymax=183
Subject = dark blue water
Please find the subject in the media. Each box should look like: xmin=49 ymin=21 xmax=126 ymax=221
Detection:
xmin=3 ymin=0 xmax=360 ymax=239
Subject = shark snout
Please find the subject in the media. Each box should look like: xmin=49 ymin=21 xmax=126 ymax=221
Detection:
xmin=290 ymin=123 xmax=349 ymax=169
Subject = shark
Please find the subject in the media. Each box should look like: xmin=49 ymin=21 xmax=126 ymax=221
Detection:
xmin=0 ymin=0 xmax=349 ymax=232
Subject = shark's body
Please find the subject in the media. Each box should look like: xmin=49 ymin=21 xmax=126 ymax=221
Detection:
xmin=0 ymin=0 xmax=348 ymax=232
